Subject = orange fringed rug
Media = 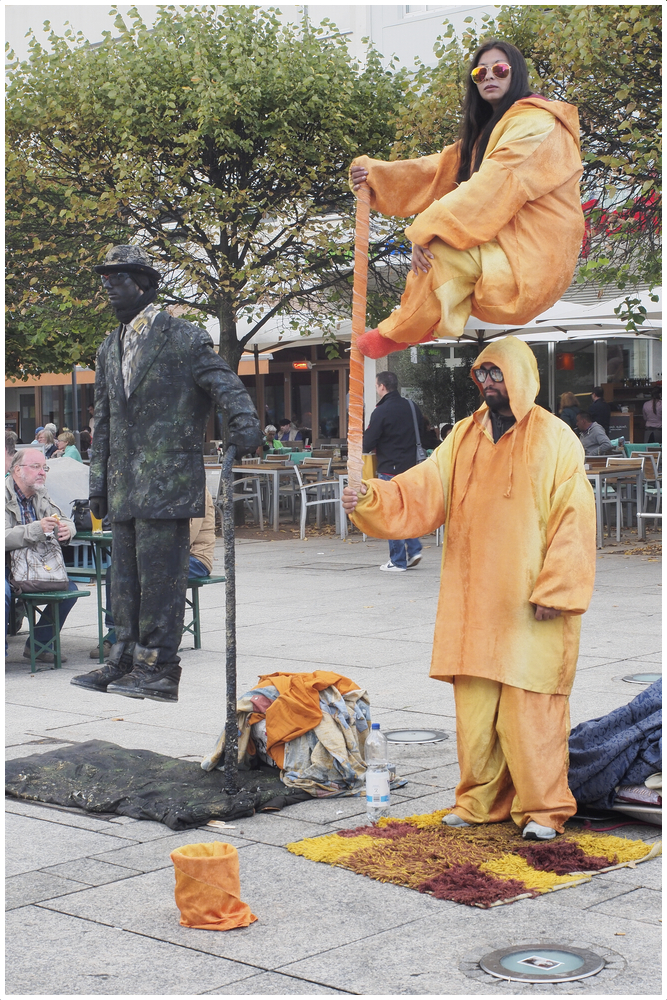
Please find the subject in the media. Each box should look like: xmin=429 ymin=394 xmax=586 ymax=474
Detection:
xmin=286 ymin=809 xmax=661 ymax=908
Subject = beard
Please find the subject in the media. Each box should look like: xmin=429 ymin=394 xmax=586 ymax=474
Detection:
xmin=484 ymin=389 xmax=509 ymax=413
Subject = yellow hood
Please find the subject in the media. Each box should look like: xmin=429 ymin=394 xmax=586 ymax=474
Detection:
xmin=471 ymin=336 xmax=539 ymax=424
xmin=513 ymin=97 xmax=582 ymax=152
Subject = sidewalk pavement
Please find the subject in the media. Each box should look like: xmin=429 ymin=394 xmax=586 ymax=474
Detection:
xmin=5 ymin=533 xmax=662 ymax=996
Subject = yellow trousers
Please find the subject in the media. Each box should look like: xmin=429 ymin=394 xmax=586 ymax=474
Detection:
xmin=378 ymin=238 xmax=517 ymax=346
xmin=452 ymin=676 xmax=576 ymax=833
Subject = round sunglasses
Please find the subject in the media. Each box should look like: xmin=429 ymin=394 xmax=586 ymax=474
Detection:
xmin=473 ymin=367 xmax=504 ymax=384
xmin=471 ymin=62 xmax=511 ymax=84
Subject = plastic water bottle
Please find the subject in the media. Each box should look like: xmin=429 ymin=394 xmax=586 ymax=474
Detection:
xmin=365 ymin=722 xmax=390 ymax=824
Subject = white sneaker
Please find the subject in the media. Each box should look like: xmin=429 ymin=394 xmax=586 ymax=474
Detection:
xmin=522 ymin=820 xmax=556 ymax=840
xmin=379 ymin=561 xmax=407 ymax=573
xmin=442 ymin=812 xmax=471 ymax=827
xmin=406 ymin=553 xmax=422 ymax=568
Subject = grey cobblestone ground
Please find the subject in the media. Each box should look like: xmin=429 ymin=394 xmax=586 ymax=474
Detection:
xmin=5 ymin=531 xmax=662 ymax=996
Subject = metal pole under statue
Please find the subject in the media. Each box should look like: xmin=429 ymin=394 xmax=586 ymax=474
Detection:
xmin=221 ymin=444 xmax=239 ymax=795
xmin=347 ymin=182 xmax=371 ymax=492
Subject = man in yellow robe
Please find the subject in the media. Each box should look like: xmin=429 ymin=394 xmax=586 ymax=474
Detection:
xmin=343 ymin=337 xmax=596 ymax=839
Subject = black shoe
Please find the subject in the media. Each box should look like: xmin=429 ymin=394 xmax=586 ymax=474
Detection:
xmin=107 ymin=645 xmax=181 ymax=703
xmin=71 ymin=642 xmax=135 ymax=693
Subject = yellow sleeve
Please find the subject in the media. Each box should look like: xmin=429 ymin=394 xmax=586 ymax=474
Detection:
xmin=351 ymin=142 xmax=461 ymax=219
xmin=350 ymin=453 xmax=446 ymax=539
xmin=529 ymin=436 xmax=596 ymax=614
xmin=405 ymin=110 xmax=580 ymax=249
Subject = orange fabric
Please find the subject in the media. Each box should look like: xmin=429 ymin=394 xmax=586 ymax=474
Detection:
xmin=452 ymin=676 xmax=577 ymax=832
xmin=170 ymin=842 xmax=257 ymax=930
xmin=254 ymin=671 xmax=361 ymax=769
xmin=352 ymin=99 xmax=585 ymax=348
xmin=350 ymin=337 xmax=596 ymax=696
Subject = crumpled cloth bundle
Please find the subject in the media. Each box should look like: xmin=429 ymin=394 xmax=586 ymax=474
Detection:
xmin=170 ymin=842 xmax=257 ymax=931
xmin=202 ymin=670 xmax=372 ymax=796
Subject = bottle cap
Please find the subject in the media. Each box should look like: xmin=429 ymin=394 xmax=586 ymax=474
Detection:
xmin=371 ymin=722 xmax=380 ymax=729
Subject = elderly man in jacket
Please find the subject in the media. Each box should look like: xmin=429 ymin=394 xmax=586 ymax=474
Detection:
xmin=343 ymin=337 xmax=596 ymax=841
xmin=6 ymin=449 xmax=78 ymax=663
xmin=71 ymin=246 xmax=261 ymax=702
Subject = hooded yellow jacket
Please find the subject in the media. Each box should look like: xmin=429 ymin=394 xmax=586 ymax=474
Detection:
xmin=352 ymin=98 xmax=585 ymax=326
xmin=350 ymin=338 xmax=596 ymax=696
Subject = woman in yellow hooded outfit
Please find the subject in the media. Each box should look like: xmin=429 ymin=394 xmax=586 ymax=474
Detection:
xmin=343 ymin=337 xmax=596 ymax=837
xmin=350 ymin=40 xmax=585 ymax=358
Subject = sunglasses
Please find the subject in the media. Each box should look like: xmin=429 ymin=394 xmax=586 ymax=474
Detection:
xmin=473 ymin=367 xmax=504 ymax=384
xmin=471 ymin=62 xmax=511 ymax=84
xmin=100 ymin=271 xmax=133 ymax=285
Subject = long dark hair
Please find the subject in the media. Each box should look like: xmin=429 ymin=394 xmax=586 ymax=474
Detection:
xmin=456 ymin=40 xmax=533 ymax=184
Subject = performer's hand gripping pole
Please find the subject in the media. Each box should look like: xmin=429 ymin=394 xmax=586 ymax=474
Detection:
xmin=347 ymin=183 xmax=371 ymax=492
xmin=221 ymin=445 xmax=239 ymax=795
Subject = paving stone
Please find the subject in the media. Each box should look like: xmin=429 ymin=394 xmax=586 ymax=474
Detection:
xmin=202 ymin=971 xmax=348 ymax=994
xmin=6 ymin=813 xmax=134 ymax=877
xmin=41 ymin=857 xmax=143 ymax=886
xmin=6 ymin=906 xmax=259 ymax=995
xmin=6 ymin=870 xmax=88 ymax=909
xmin=39 ymin=845 xmax=446 ymax=966
xmin=587 ymin=886 xmax=662 ymax=925
xmin=91 ymin=827 xmax=253 ymax=873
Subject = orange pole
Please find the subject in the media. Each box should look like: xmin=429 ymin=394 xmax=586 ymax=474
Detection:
xmin=347 ymin=183 xmax=370 ymax=492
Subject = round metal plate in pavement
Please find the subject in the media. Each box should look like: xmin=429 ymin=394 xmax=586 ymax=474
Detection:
xmin=384 ymin=729 xmax=449 ymax=744
xmin=479 ymin=945 xmax=605 ymax=983
xmin=622 ymin=672 xmax=662 ymax=685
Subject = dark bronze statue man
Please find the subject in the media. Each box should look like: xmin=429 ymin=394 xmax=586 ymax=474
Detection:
xmin=72 ymin=246 xmax=261 ymax=702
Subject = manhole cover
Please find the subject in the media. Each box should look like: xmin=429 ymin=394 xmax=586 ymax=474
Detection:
xmin=385 ymin=729 xmax=449 ymax=744
xmin=622 ymin=672 xmax=662 ymax=685
xmin=480 ymin=945 xmax=604 ymax=983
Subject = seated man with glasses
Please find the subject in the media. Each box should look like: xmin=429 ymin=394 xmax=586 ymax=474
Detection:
xmin=344 ymin=337 xmax=596 ymax=842
xmin=5 ymin=449 xmax=78 ymax=663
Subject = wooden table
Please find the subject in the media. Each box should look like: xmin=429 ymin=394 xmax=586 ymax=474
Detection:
xmin=585 ymin=463 xmax=644 ymax=548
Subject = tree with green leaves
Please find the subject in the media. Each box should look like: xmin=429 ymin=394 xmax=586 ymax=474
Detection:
xmin=6 ymin=4 xmax=409 ymax=378
xmin=392 ymin=345 xmax=480 ymax=425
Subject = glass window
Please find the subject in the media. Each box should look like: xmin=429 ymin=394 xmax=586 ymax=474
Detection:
xmin=291 ymin=371 xmax=312 ymax=436
xmin=529 ymin=344 xmax=550 ymax=411
xmin=40 ymin=386 xmax=62 ymax=430
xmin=318 ymin=370 xmax=340 ymax=439
xmin=263 ymin=372 xmax=285 ymax=429
xmin=555 ymin=340 xmax=594 ymax=410
xmin=606 ymin=338 xmax=651 ymax=383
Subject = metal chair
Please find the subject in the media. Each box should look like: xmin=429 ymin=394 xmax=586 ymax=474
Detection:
xmin=294 ymin=465 xmax=341 ymax=540
xmin=216 ymin=468 xmax=264 ymax=529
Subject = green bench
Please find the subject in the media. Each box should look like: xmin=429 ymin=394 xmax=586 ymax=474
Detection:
xmin=20 ymin=589 xmax=91 ymax=672
xmin=181 ymin=575 xmax=226 ymax=650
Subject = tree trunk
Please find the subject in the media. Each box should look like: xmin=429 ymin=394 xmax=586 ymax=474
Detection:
xmin=216 ymin=297 xmax=244 ymax=372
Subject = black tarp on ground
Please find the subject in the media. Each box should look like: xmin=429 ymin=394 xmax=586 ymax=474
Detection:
xmin=5 ymin=740 xmax=311 ymax=830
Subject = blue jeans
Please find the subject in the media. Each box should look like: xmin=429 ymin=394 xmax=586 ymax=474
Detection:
xmin=103 ymin=555 xmax=210 ymax=644
xmin=377 ymin=473 xmax=422 ymax=569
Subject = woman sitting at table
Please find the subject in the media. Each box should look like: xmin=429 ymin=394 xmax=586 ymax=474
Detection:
xmin=262 ymin=425 xmax=284 ymax=453
xmin=55 ymin=430 xmax=83 ymax=463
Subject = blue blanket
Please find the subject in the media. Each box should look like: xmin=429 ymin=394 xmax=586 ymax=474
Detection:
xmin=568 ymin=679 xmax=662 ymax=809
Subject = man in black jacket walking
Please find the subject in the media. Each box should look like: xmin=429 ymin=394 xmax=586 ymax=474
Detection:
xmin=72 ymin=246 xmax=261 ymax=701
xmin=363 ymin=371 xmax=426 ymax=572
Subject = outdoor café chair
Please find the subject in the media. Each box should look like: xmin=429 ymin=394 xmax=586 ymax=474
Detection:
xmin=294 ymin=465 xmax=340 ymax=540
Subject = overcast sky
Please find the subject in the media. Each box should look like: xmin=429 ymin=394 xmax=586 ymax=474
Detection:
xmin=5 ymin=4 xmax=161 ymax=60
